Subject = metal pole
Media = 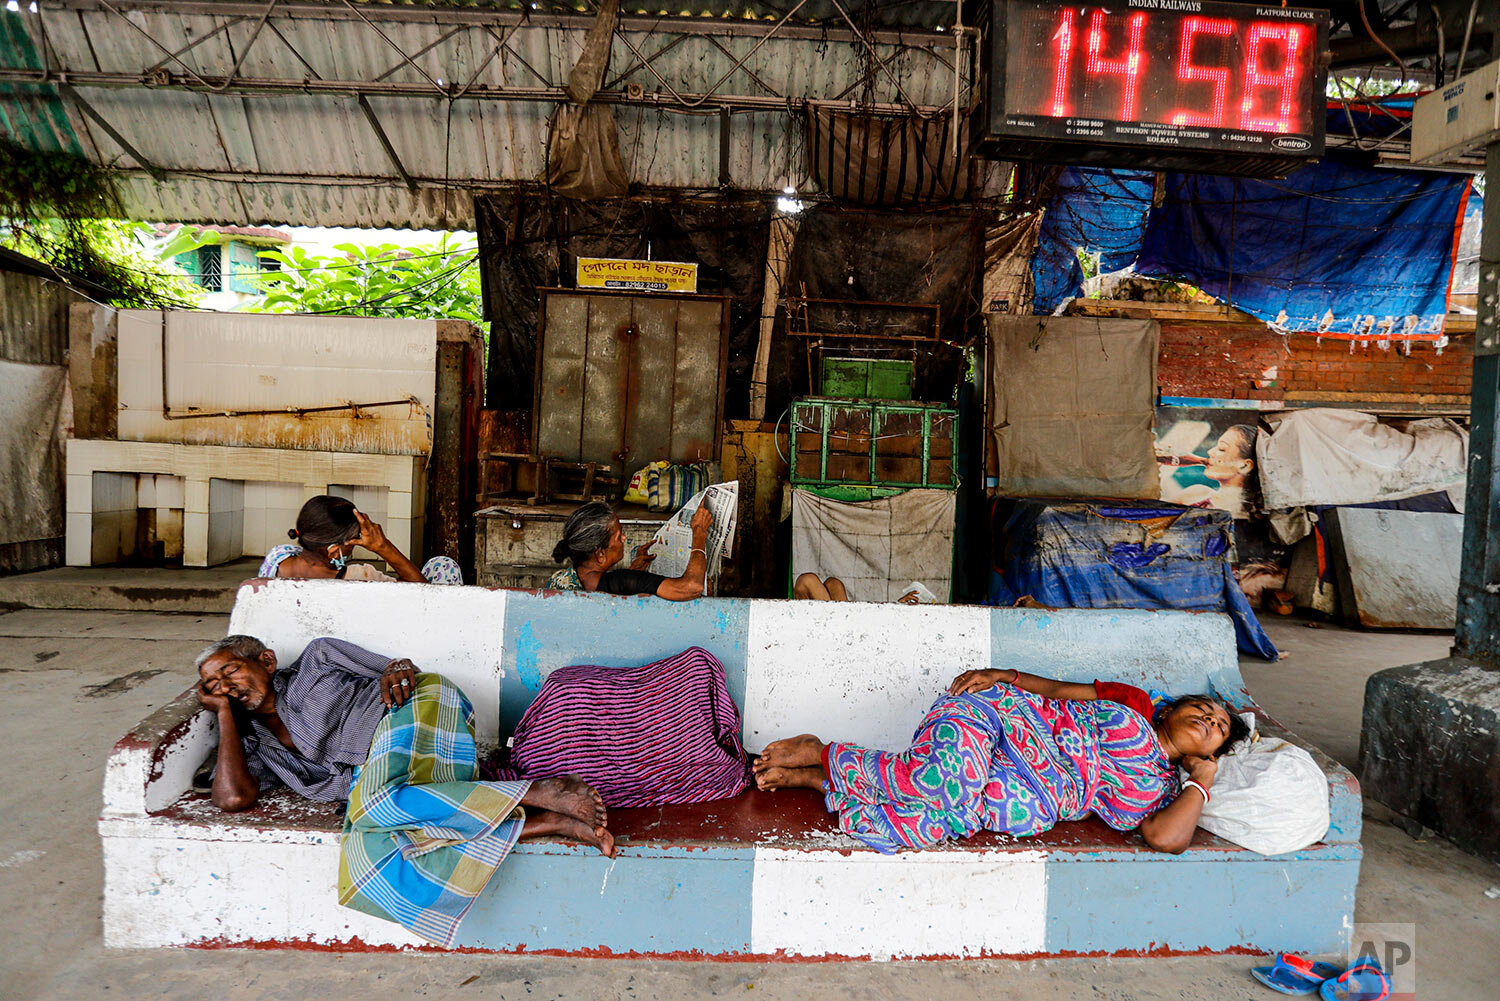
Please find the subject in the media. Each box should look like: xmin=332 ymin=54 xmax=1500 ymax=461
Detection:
xmin=40 ymin=0 xmax=951 ymax=46
xmin=1454 ymin=139 xmax=1500 ymax=662
xmin=0 ymin=68 xmax=951 ymax=117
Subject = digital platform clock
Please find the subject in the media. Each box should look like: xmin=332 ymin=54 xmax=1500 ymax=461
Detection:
xmin=975 ymin=1 xmax=1329 ymax=176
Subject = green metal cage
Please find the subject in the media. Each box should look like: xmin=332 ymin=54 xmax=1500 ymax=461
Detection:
xmin=789 ymin=397 xmax=958 ymax=490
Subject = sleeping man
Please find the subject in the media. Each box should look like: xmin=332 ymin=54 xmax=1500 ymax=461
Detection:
xmin=196 ymin=635 xmax=613 ymax=946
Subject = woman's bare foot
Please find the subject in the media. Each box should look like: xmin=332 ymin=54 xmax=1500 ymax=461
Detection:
xmin=753 ymin=734 xmax=825 ymax=772
xmin=521 ymin=776 xmax=607 ymax=829
xmin=754 ymin=765 xmax=825 ymax=792
xmin=520 ymin=808 xmax=617 ymax=857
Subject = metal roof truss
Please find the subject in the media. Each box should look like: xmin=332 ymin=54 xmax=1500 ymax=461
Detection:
xmin=1 ymin=0 xmax=979 ymax=227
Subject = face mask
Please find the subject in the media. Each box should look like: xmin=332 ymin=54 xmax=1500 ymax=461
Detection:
xmin=328 ymin=550 xmax=348 ymax=572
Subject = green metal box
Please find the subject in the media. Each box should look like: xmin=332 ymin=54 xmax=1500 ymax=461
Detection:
xmin=818 ymin=357 xmax=916 ymax=400
xmin=789 ymin=397 xmax=958 ymax=490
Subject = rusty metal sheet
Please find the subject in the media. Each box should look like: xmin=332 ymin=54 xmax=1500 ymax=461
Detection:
xmin=579 ymin=293 xmax=631 ymax=465
xmin=113 ymin=311 xmax=435 ymax=454
xmin=535 ymin=290 xmax=728 ymax=473
xmin=1 ymin=271 xmax=81 ymax=367
xmin=534 ymin=293 xmax=589 ymax=459
xmin=627 ymin=298 xmax=680 ymax=466
xmin=672 ymin=297 xmax=727 ymax=463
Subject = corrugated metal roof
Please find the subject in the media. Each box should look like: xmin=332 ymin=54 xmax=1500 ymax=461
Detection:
xmin=2 ymin=2 xmax=979 ymax=226
xmin=0 ymin=13 xmax=81 ymax=156
xmin=230 ymin=0 xmax=963 ymax=31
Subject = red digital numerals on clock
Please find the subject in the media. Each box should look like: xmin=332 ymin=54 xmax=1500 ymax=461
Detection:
xmin=1040 ymin=7 xmax=1312 ymax=134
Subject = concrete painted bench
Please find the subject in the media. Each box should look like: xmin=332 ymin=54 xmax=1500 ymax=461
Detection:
xmin=101 ymin=579 xmax=1361 ymax=959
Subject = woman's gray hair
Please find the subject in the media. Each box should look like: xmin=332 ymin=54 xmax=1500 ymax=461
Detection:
xmin=194 ymin=634 xmax=268 ymax=671
xmin=552 ymin=501 xmax=615 ymax=566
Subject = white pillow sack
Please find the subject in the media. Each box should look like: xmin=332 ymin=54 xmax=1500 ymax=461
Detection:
xmin=1185 ymin=717 xmax=1330 ymax=856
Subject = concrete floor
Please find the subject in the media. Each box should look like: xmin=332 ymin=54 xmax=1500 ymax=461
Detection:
xmin=0 ymin=559 xmax=259 ymax=614
xmin=1 ymin=607 xmax=1496 ymax=1000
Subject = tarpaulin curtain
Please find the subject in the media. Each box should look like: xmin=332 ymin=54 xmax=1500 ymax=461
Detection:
xmin=1030 ymin=167 xmax=1154 ymax=314
xmin=1455 ymin=186 xmax=1484 ymax=294
xmin=791 ymin=487 xmax=957 ymax=603
xmin=0 ymin=360 xmax=67 ymax=546
xmin=1256 ymin=408 xmax=1468 ymax=511
xmin=1136 ymin=159 xmax=1474 ymax=339
xmin=987 ymin=499 xmax=1279 ymax=660
xmin=984 ymin=315 xmax=1160 ymax=499
xmin=0 ymin=268 xmax=80 ymax=573
xmin=475 ymin=191 xmax=771 ymax=412
xmin=543 ymin=0 xmax=628 ymax=200
xmin=806 ymin=107 xmax=980 ymax=206
xmin=982 ymin=211 xmax=1043 ymax=316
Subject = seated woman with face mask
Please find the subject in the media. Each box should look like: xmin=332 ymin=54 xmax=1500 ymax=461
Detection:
xmin=258 ymin=494 xmax=463 ymax=584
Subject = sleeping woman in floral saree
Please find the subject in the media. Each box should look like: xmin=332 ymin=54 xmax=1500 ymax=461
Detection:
xmin=753 ymin=668 xmax=1250 ymax=855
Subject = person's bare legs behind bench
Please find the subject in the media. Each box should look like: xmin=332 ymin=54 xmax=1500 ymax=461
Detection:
xmin=794 ymin=572 xmax=849 ymax=601
xmin=794 ymin=573 xmax=926 ymax=604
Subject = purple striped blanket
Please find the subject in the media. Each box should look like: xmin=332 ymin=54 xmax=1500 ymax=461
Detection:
xmin=508 ymin=646 xmax=751 ymax=808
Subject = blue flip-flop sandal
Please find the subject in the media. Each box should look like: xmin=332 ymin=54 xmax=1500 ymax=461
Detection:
xmin=1250 ymin=953 xmax=1344 ymax=995
xmin=1319 ymin=959 xmax=1391 ymax=1001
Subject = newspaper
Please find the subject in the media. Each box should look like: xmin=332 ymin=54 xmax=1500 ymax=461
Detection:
xmin=645 ymin=481 xmax=739 ymax=582
xmin=898 ymin=580 xmax=941 ymax=604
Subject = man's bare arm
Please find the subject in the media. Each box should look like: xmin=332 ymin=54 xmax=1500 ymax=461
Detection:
xmin=201 ymin=687 xmax=260 ymax=812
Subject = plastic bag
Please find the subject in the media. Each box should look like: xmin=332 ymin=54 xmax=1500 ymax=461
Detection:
xmin=624 ymin=461 xmax=668 ymax=505
xmin=1190 ymin=725 xmax=1330 ymax=855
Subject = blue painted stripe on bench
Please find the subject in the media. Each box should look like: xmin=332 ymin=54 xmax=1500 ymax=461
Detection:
xmin=499 ymin=591 xmax=751 ymax=737
xmin=453 ymin=847 xmax=754 ymax=955
xmin=1042 ymin=853 xmax=1358 ymax=954
xmin=989 ymin=607 xmax=1242 ymax=696
xmin=451 ymin=843 xmax=1360 ymax=957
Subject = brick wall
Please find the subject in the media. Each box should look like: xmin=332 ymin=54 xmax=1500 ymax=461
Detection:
xmin=1158 ymin=322 xmax=1474 ymax=410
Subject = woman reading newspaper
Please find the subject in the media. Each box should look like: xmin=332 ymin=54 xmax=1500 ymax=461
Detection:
xmin=548 ymin=500 xmax=713 ymax=599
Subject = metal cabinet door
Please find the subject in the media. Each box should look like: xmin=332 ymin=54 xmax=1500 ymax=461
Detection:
xmin=534 ymin=290 xmax=728 ymax=472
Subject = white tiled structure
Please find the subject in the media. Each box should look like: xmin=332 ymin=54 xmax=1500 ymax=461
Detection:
xmin=241 ymin=481 xmax=305 ymax=557
xmin=65 ymin=310 xmax=450 ymax=568
xmin=65 ymin=440 xmax=425 ymax=567
xmin=85 ymin=471 xmax=139 ymax=564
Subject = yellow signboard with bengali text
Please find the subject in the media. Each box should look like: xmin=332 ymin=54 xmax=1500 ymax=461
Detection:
xmin=576 ymin=257 xmax=698 ymax=293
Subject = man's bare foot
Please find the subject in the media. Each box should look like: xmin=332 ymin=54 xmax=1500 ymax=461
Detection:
xmin=521 ymin=776 xmax=607 ymax=829
xmin=520 ymin=808 xmax=617 ymax=858
xmin=753 ymin=734 xmax=825 ymax=772
xmin=754 ymin=765 xmax=825 ymax=792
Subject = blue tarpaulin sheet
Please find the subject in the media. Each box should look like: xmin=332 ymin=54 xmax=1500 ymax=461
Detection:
xmin=1136 ymin=159 xmax=1473 ymax=339
xmin=987 ymin=499 xmax=1279 ymax=660
xmin=1325 ymin=97 xmax=1413 ymax=141
xmin=1031 ymin=167 xmax=1154 ymax=314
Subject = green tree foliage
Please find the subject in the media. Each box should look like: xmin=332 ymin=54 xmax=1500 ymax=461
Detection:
xmin=2 ymin=218 xmax=203 ymax=305
xmin=0 ymin=138 xmax=201 ymax=307
xmin=1326 ymin=74 xmax=1425 ymax=99
xmin=243 ymin=237 xmax=485 ymax=330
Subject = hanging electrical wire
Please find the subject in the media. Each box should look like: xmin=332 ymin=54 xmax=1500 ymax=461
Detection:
xmin=1357 ymin=0 xmax=1411 ymax=84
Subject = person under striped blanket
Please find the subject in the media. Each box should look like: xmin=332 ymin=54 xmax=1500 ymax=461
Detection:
xmin=196 ymin=635 xmax=614 ymax=946
xmin=753 ymin=668 xmax=1249 ymax=855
